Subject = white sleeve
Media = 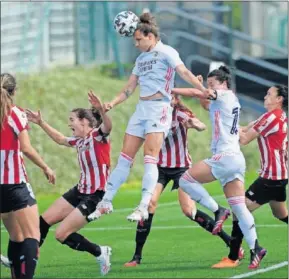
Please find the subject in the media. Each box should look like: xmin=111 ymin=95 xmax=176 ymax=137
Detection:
xmin=165 ymin=47 xmax=184 ymax=69
xmin=132 ymin=58 xmax=139 ymax=76
xmin=213 ymin=90 xmax=232 ymax=102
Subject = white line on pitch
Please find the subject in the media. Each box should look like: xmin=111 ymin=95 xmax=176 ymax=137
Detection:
xmin=229 ymin=261 xmax=288 ymax=278
xmin=1 ymin=224 xmax=286 ymax=233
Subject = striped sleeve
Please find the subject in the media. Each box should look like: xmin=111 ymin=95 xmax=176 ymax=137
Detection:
xmin=66 ymin=136 xmax=82 ymax=147
xmin=92 ymin=128 xmax=109 ymax=143
xmin=176 ymin=109 xmax=194 ymax=122
xmin=8 ymin=107 xmax=28 ymax=135
xmin=253 ymin=112 xmax=279 ymax=137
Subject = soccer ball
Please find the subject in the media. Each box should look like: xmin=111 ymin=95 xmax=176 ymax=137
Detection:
xmin=113 ymin=11 xmax=139 ymax=37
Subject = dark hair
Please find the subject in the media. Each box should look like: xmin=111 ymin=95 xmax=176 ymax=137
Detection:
xmin=136 ymin=13 xmax=159 ymax=38
xmin=71 ymin=107 xmax=102 ymax=128
xmin=1 ymin=73 xmax=17 ymax=127
xmin=173 ymin=95 xmax=196 ymax=118
xmin=275 ymin=85 xmax=288 ymax=110
xmin=207 ymin=65 xmax=232 ymax=89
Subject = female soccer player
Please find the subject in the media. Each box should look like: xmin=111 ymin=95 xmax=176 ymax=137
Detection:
xmin=172 ymin=66 xmax=267 ymax=269
xmin=88 ymin=12 xmax=206 ymax=223
xmin=213 ymin=85 xmax=288 ymax=268
xmin=25 ymin=91 xmax=112 ymax=276
xmin=1 ymin=73 xmax=56 ymax=279
xmin=124 ymin=95 xmax=241 ymax=267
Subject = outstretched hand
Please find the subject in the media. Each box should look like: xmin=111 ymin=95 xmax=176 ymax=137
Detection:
xmin=88 ymin=90 xmax=103 ymax=111
xmin=25 ymin=109 xmax=43 ymax=125
xmin=43 ymin=166 xmax=56 ymax=185
xmin=103 ymin=102 xmax=114 ymax=112
xmin=182 ymin=118 xmax=195 ymax=129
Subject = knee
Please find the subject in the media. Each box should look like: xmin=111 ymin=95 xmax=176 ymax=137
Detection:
xmin=181 ymin=207 xmax=192 ymax=219
xmin=273 ymin=211 xmax=287 ymax=220
xmin=181 ymin=204 xmax=196 ymax=219
xmin=9 ymin=230 xmax=25 ymax=242
xmin=117 ymin=152 xmax=134 ymax=169
xmin=20 ymin=226 xmax=40 ymax=241
xmin=55 ymin=228 xmax=68 ymax=243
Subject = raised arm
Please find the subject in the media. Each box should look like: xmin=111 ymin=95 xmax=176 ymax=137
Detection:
xmin=239 ymin=127 xmax=259 ymax=145
xmin=239 ymin=120 xmax=257 ymax=133
xmin=103 ymin=74 xmax=138 ymax=112
xmin=176 ymin=64 xmax=207 ymax=92
xmin=183 ymin=117 xmax=206 ymax=132
xmin=171 ymin=87 xmax=208 ymax=99
xmin=26 ymin=109 xmax=70 ymax=146
xmin=88 ymin=90 xmax=112 ymax=134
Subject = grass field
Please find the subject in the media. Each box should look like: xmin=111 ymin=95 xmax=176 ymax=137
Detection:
xmin=1 ymin=173 xmax=288 ymax=278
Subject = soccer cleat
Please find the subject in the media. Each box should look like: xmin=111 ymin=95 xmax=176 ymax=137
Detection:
xmin=248 ymin=245 xmax=267 ymax=269
xmin=211 ymin=257 xmax=240 ymax=268
xmin=87 ymin=200 xmax=113 ymax=221
xmin=127 ymin=206 xmax=149 ymax=222
xmin=96 ymin=246 xmax=112 ymax=275
xmin=238 ymin=247 xmax=245 ymax=261
xmin=97 ymin=200 xmax=114 ymax=214
xmin=124 ymin=255 xmax=142 ymax=267
xmin=0 ymin=255 xmax=10 ymax=268
xmin=212 ymin=207 xmax=231 ymax=235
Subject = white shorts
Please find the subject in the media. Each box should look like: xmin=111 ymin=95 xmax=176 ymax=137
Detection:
xmin=204 ymin=152 xmax=246 ymax=187
xmin=125 ymin=99 xmax=173 ymax=139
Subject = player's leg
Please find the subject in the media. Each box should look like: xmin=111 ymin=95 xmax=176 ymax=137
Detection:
xmin=269 ymin=180 xmax=288 ymax=223
xmin=224 ymin=179 xmax=267 ymax=269
xmin=179 ymin=160 xmax=230 ymax=234
xmin=225 ymin=177 xmax=270 ymax=267
xmin=99 ymin=108 xmax=145 ymax=207
xmin=97 ymin=133 xmax=143 ymax=216
xmin=127 ymin=132 xmax=164 ymax=222
xmin=178 ymin=188 xmax=231 ymax=246
xmin=2 ymin=212 xmax=24 ymax=276
xmin=213 ymin=187 xmax=263 ymax=269
xmin=12 ymin=204 xmax=40 ymax=279
xmin=125 ymin=182 xmax=165 ymax=267
xmin=270 ymin=201 xmax=288 ymax=223
xmin=55 ymin=196 xmax=111 ymax=276
xmin=39 ymin=192 xmax=76 ymax=247
xmin=2 ymin=183 xmax=40 ymax=279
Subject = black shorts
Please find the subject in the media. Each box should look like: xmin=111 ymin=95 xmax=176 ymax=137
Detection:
xmin=245 ymin=177 xmax=288 ymax=205
xmin=62 ymin=186 xmax=105 ymax=222
xmin=0 ymin=183 xmax=37 ymax=213
xmin=157 ymin=166 xmax=188 ymax=191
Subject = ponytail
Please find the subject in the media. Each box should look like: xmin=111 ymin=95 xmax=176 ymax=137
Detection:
xmin=1 ymin=74 xmax=15 ymax=128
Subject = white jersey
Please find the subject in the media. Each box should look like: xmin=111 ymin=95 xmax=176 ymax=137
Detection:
xmin=209 ymin=90 xmax=241 ymax=154
xmin=132 ymin=41 xmax=184 ymax=101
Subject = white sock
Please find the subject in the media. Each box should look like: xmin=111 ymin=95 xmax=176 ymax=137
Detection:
xmin=179 ymin=171 xmax=219 ymax=212
xmin=228 ymin=196 xmax=257 ymax=249
xmin=139 ymin=155 xmax=158 ymax=208
xmin=102 ymin=152 xmax=133 ymax=202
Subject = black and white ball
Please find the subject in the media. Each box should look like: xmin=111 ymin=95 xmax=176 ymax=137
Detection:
xmin=113 ymin=11 xmax=139 ymax=37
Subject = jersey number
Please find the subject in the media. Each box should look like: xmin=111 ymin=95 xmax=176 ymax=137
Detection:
xmin=230 ymin=107 xmax=239 ymax=135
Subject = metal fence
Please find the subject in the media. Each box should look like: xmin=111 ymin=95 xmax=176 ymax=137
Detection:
xmin=1 ymin=1 xmax=287 ymax=76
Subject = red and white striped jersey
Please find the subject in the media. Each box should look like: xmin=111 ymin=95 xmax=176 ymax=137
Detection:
xmin=1 ymin=106 xmax=29 ymax=184
xmin=66 ymin=128 xmax=111 ymax=194
xmin=158 ymin=107 xmax=193 ymax=168
xmin=253 ymin=109 xmax=288 ymax=180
